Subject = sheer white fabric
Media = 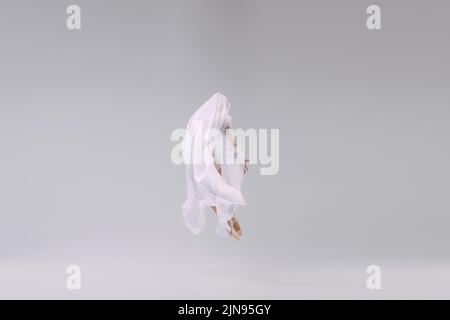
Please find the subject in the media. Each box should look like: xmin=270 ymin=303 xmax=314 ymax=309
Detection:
xmin=182 ymin=93 xmax=246 ymax=236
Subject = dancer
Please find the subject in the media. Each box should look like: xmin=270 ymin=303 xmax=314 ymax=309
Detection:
xmin=182 ymin=93 xmax=248 ymax=239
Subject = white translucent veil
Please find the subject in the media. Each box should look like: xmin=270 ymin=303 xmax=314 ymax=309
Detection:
xmin=182 ymin=92 xmax=246 ymax=236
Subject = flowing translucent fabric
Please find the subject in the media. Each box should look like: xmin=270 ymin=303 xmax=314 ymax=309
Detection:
xmin=182 ymin=93 xmax=246 ymax=236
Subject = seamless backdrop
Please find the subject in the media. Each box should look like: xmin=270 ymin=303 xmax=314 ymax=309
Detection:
xmin=0 ymin=0 xmax=449 ymax=298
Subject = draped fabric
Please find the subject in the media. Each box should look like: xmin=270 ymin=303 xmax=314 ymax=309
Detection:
xmin=182 ymin=93 xmax=246 ymax=236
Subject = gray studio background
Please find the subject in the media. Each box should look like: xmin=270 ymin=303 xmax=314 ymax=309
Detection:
xmin=0 ymin=0 xmax=449 ymax=298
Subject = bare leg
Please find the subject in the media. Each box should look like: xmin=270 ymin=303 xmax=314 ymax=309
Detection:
xmin=211 ymin=167 xmax=242 ymax=240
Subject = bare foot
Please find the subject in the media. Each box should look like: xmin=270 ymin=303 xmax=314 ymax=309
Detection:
xmin=228 ymin=216 xmax=242 ymax=240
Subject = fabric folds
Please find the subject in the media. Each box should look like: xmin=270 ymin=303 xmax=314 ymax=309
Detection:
xmin=182 ymin=93 xmax=245 ymax=236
